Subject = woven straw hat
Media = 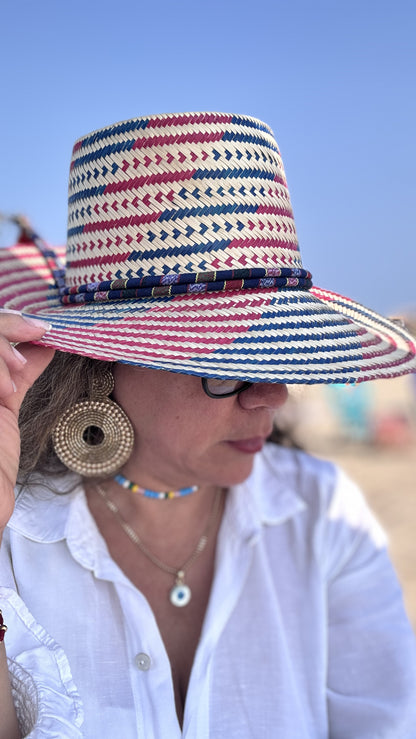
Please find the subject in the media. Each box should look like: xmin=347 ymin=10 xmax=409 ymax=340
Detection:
xmin=1 ymin=111 xmax=415 ymax=384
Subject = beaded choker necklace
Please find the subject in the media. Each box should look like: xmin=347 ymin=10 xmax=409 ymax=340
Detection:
xmin=113 ymin=472 xmax=198 ymax=500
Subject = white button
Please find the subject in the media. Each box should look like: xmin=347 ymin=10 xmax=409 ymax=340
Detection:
xmin=135 ymin=652 xmax=151 ymax=671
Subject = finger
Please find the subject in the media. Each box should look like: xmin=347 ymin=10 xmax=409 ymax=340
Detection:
xmin=0 ymin=328 xmax=50 ymax=391
xmin=5 ymin=343 xmax=56 ymax=409
xmin=0 ymin=309 xmax=52 ymax=344
xmin=0 ymin=334 xmax=28 ymax=378
xmin=0 ymin=346 xmax=55 ymax=421
xmin=0 ymin=311 xmax=53 ymax=391
xmin=0 ymin=355 xmax=18 ymax=397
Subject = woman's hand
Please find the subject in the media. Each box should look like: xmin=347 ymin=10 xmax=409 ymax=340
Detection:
xmin=0 ymin=310 xmax=55 ymax=539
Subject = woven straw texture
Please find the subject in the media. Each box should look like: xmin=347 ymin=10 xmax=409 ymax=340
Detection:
xmin=0 ymin=111 xmax=415 ymax=385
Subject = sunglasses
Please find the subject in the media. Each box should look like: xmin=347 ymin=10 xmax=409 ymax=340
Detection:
xmin=201 ymin=377 xmax=253 ymax=399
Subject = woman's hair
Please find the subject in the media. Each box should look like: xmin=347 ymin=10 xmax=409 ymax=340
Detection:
xmin=18 ymin=351 xmax=113 ymax=481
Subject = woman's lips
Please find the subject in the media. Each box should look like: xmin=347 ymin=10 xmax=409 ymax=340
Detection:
xmin=227 ymin=437 xmax=266 ymax=454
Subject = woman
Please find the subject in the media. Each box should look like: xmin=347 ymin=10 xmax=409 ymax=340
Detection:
xmin=0 ymin=112 xmax=415 ymax=738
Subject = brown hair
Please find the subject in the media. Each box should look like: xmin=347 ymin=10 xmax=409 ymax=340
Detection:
xmin=18 ymin=351 xmax=113 ymax=481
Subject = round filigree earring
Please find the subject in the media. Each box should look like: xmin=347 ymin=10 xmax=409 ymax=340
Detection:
xmin=52 ymin=370 xmax=134 ymax=477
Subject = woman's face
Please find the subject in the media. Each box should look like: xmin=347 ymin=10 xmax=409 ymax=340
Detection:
xmin=112 ymin=366 xmax=288 ymax=490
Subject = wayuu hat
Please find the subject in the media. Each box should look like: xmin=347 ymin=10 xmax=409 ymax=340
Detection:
xmin=0 ymin=111 xmax=415 ymax=384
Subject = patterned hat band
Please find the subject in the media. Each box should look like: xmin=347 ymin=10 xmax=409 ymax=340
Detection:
xmin=58 ymin=267 xmax=313 ymax=304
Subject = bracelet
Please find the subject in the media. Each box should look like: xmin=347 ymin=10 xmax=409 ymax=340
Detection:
xmin=0 ymin=609 xmax=7 ymax=642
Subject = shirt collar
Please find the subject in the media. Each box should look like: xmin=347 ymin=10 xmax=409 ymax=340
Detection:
xmin=9 ymin=476 xmax=123 ymax=581
xmin=226 ymin=444 xmax=306 ymax=543
xmin=9 ymin=445 xmax=306 ymax=548
xmin=9 ymin=474 xmax=83 ymax=543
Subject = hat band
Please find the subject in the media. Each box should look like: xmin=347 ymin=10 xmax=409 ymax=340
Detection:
xmin=58 ymin=267 xmax=313 ymax=304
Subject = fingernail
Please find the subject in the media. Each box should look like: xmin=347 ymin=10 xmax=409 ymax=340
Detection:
xmin=0 ymin=309 xmax=52 ymax=332
xmin=22 ymin=316 xmax=52 ymax=331
xmin=12 ymin=346 xmax=27 ymax=364
xmin=11 ymin=380 xmax=17 ymax=393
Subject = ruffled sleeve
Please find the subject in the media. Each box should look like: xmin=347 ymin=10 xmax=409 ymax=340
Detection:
xmin=1 ymin=587 xmax=84 ymax=738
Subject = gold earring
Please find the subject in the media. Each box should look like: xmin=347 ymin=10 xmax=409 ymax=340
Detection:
xmin=52 ymin=370 xmax=134 ymax=477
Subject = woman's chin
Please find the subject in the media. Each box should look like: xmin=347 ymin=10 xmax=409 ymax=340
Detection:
xmin=211 ymin=452 xmax=257 ymax=488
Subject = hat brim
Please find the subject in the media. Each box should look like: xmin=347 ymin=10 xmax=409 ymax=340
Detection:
xmin=1 ymin=243 xmax=415 ymax=384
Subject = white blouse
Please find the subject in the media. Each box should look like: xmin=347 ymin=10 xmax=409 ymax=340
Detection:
xmin=1 ymin=445 xmax=416 ymax=738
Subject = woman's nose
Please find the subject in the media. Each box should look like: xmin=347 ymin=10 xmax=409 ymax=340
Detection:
xmin=238 ymin=382 xmax=288 ymax=410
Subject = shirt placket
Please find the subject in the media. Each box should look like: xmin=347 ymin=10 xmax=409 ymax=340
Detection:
xmin=115 ymin=581 xmax=183 ymax=739
xmin=182 ymin=504 xmax=259 ymax=738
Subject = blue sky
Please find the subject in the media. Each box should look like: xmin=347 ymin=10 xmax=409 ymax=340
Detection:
xmin=1 ymin=0 xmax=415 ymax=315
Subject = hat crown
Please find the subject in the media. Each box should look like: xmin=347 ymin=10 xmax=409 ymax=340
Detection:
xmin=66 ymin=112 xmax=302 ymax=287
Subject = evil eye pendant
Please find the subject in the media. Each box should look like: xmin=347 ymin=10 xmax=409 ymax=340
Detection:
xmin=170 ymin=583 xmax=191 ymax=607
xmin=169 ymin=573 xmax=192 ymax=607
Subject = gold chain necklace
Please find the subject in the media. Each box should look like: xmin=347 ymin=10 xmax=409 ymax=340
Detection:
xmin=95 ymin=484 xmax=223 ymax=607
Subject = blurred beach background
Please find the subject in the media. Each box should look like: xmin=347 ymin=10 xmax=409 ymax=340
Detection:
xmin=1 ymin=0 xmax=415 ymax=626
xmin=279 ymin=373 xmax=416 ymax=630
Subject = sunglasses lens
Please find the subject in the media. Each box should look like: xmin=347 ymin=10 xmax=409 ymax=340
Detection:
xmin=203 ymin=378 xmax=251 ymax=397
